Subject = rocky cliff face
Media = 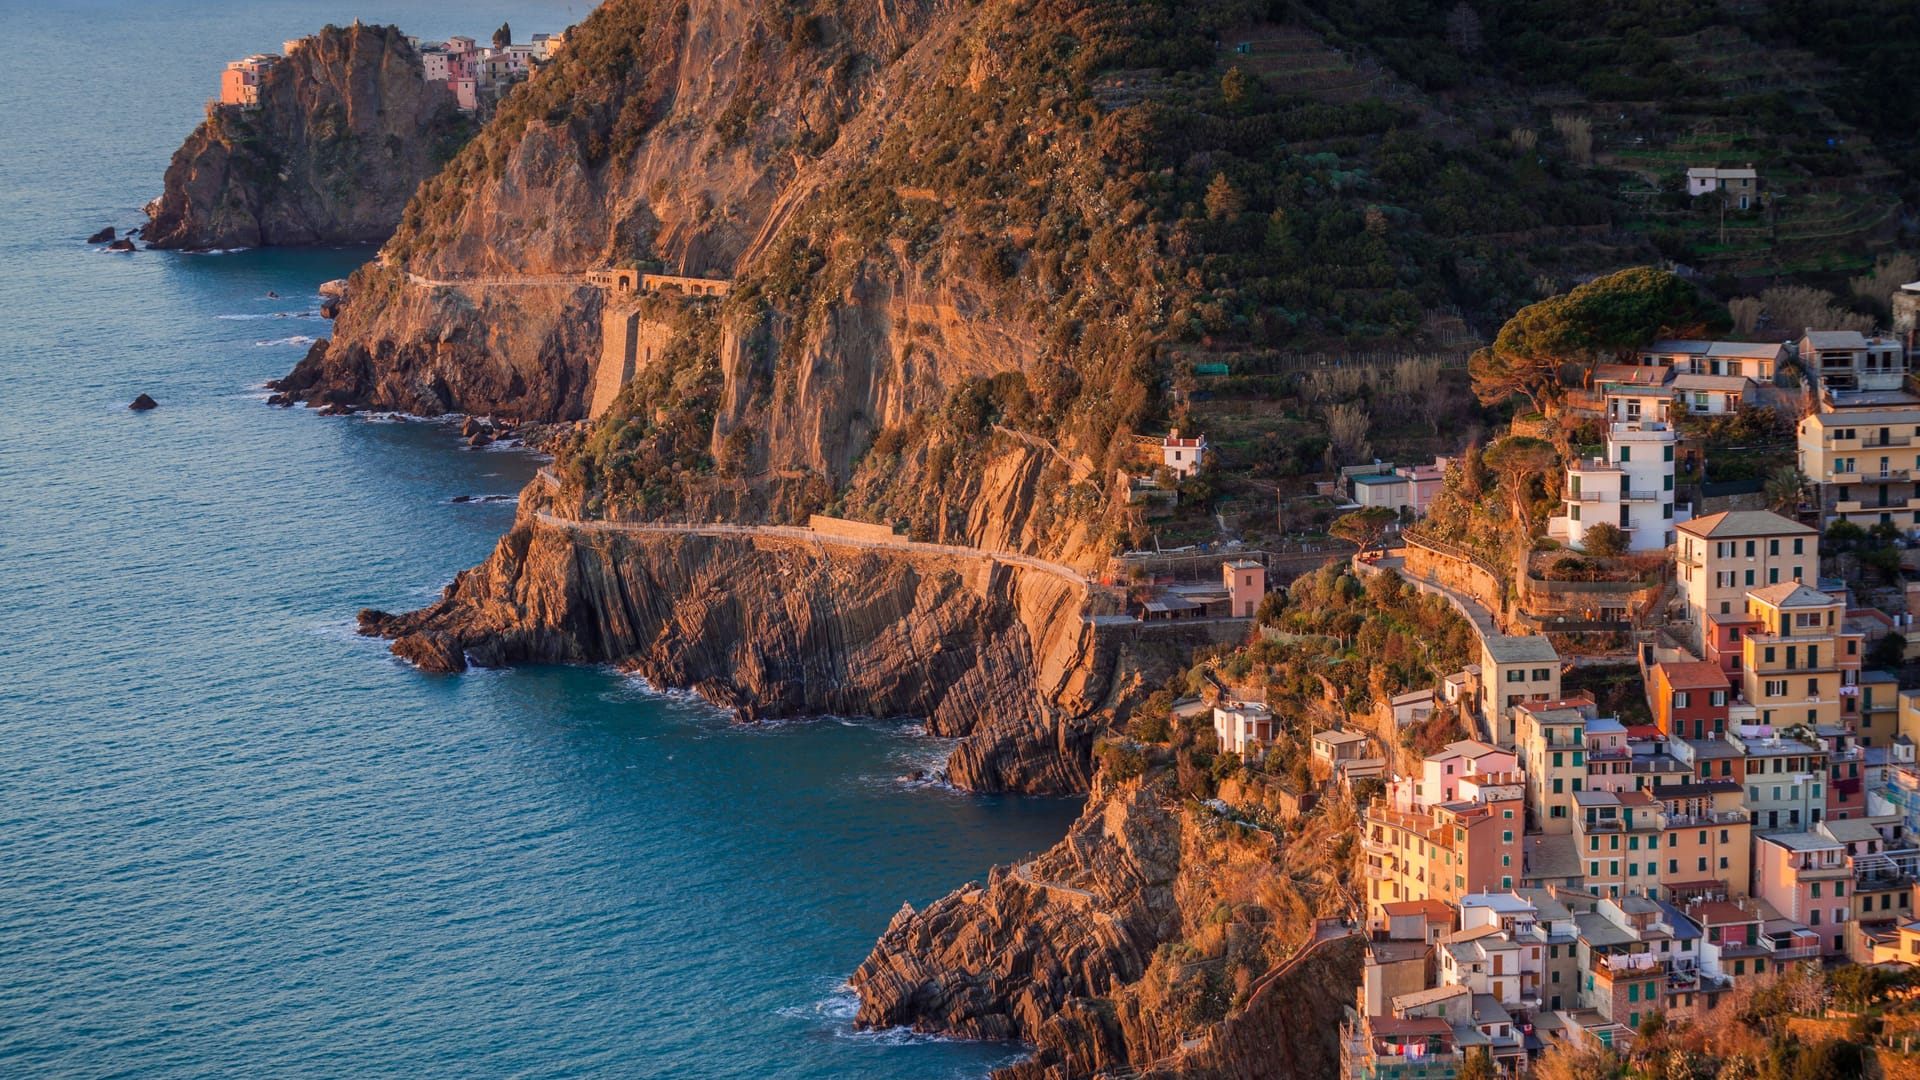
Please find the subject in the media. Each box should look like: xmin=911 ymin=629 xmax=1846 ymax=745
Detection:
xmin=852 ymin=769 xmax=1365 ymax=1079
xmin=360 ymin=478 xmax=1114 ymax=793
xmin=143 ymin=24 xmax=472 ymax=250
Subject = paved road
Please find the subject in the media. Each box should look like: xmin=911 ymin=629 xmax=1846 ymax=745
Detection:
xmin=406 ymin=271 xmax=587 ymax=289
xmin=530 ymin=506 xmax=1094 ymax=589
xmin=1365 ymin=553 xmax=1501 ymax=639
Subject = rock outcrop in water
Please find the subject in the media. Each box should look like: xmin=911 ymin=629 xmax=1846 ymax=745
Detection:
xmin=143 ymin=24 xmax=474 ymax=250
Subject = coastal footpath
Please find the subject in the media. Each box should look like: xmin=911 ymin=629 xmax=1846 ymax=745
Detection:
xmin=144 ymin=23 xmax=475 ymax=250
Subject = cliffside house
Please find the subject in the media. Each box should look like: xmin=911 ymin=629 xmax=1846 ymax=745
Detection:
xmin=1478 ymin=636 xmax=1562 ymax=744
xmin=1345 ymin=457 xmax=1452 ymax=516
xmin=1222 ymin=558 xmax=1264 ymax=618
xmin=1673 ymin=373 xmax=1749 ymax=416
xmin=1548 ymin=420 xmax=1686 ymax=553
xmin=1392 ymin=689 xmax=1437 ymax=726
xmin=219 ymin=54 xmax=278 ymax=107
xmin=1213 ymin=699 xmax=1274 ymax=755
xmin=1674 ymin=510 xmax=1818 ymax=652
xmin=1313 ymin=728 xmax=1370 ymax=766
xmin=1798 ymin=406 xmax=1920 ymax=528
xmin=1686 ymin=166 xmax=1759 ymax=208
xmin=1637 ymin=340 xmax=1783 ymax=381
xmin=1161 ymin=430 xmax=1206 ymax=478
xmin=1803 ymin=329 xmax=1908 ymax=396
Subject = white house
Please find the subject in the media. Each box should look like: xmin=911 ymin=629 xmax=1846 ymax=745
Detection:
xmin=1638 ymin=340 xmax=1782 ymax=381
xmin=1162 ymin=430 xmax=1206 ymax=478
xmin=1213 ymin=700 xmax=1274 ymax=755
xmin=1687 ymin=166 xmax=1759 ymax=208
xmin=1672 ymin=372 xmax=1749 ymax=415
xmin=1549 ymin=421 xmax=1688 ymax=553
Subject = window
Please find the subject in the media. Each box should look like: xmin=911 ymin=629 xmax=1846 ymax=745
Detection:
xmin=1794 ymin=538 xmax=1804 ymax=555
xmin=1532 ymin=668 xmax=1552 ymax=681
xmin=1745 ymin=569 xmax=1755 ymax=586
xmin=1507 ymin=669 xmax=1524 ymax=684
xmin=1621 ymin=446 xmax=1632 ymax=462
xmin=1665 ymin=445 xmax=1675 ymax=462
xmin=1747 ymin=541 xmax=1756 ymax=557
xmin=1716 ymin=571 xmax=1736 ymax=588
xmin=1770 ymin=539 xmax=1780 ymax=556
xmin=1712 ymin=690 xmax=1726 ymax=707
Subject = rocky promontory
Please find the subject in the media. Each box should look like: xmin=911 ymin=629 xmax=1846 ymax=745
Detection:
xmin=143 ymin=23 xmax=474 ymax=250
xmin=852 ymin=768 xmax=1365 ymax=1079
xmin=358 ymin=475 xmax=1115 ymax=794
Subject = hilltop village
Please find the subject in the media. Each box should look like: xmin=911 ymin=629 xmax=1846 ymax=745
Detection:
xmin=217 ymin=24 xmax=566 ymax=114
xmin=1094 ymin=271 xmax=1920 ymax=1077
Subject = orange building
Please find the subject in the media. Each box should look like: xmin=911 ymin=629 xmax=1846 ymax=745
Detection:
xmin=1362 ymin=780 xmax=1526 ymax=926
xmin=220 ymin=55 xmax=277 ymax=107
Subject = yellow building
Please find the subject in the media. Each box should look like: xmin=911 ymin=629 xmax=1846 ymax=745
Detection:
xmin=1514 ymin=696 xmax=1596 ymax=835
xmin=1738 ymin=583 xmax=1862 ymax=731
xmin=1796 ymin=407 xmax=1920 ymax=527
xmin=1571 ymin=783 xmax=1750 ymax=901
xmin=1675 ymin=511 xmax=1817 ymax=650
xmin=1361 ymin=781 xmax=1527 ymax=925
xmin=1478 ymin=635 xmax=1561 ymax=745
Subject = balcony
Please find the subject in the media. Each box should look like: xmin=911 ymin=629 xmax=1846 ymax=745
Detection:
xmin=1624 ymin=489 xmax=1664 ymax=502
xmin=1863 ymin=435 xmax=1913 ymax=448
xmin=1834 ymin=497 xmax=1920 ymax=514
xmin=1761 ymin=933 xmax=1821 ymax=960
xmin=1569 ymin=458 xmax=1623 ymax=473
xmin=1825 ymin=468 xmax=1912 ymax=484
xmin=1662 ymin=809 xmax=1747 ymax=828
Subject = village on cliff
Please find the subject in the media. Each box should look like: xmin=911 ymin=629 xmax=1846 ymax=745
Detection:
xmin=177 ymin=13 xmax=1920 ymax=1076
xmin=1103 ymin=281 xmax=1920 ymax=1076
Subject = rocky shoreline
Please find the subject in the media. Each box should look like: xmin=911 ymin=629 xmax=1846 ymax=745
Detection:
xmin=353 ymin=476 xmax=1114 ymax=795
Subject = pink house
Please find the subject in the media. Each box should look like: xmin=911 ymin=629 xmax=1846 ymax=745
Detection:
xmin=1753 ymin=832 xmax=1852 ymax=956
xmin=1222 ymin=559 xmax=1264 ymax=618
xmin=1388 ymin=739 xmax=1518 ymax=812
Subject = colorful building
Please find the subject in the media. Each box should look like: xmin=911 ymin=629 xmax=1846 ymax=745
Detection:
xmin=1649 ymin=661 xmax=1732 ymax=741
xmin=1548 ymin=421 xmax=1686 ymax=553
xmin=1736 ymin=583 xmax=1862 ymax=732
xmin=1675 ymin=510 xmax=1818 ymax=651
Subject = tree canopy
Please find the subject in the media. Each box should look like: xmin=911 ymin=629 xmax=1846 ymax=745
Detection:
xmin=1331 ymin=507 xmax=1399 ymax=551
xmin=1470 ymin=267 xmax=1723 ymax=410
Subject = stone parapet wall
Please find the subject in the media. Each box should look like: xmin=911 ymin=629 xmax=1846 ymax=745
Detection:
xmin=1402 ymin=534 xmax=1508 ymax=625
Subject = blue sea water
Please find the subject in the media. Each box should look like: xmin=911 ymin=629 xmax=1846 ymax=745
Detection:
xmin=0 ymin=3 xmax=1082 ymax=1077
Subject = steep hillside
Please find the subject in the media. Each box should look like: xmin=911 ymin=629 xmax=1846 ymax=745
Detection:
xmin=144 ymin=24 xmax=473 ymax=250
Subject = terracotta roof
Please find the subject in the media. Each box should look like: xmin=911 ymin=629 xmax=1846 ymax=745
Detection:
xmin=1746 ymin=582 xmax=1833 ymax=608
xmin=1654 ymin=661 xmax=1730 ymax=691
xmin=1677 ymin=510 xmax=1815 ymax=539
xmin=1382 ymin=899 xmax=1455 ymax=921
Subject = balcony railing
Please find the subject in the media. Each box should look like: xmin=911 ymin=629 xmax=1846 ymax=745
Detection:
xmin=1761 ymin=938 xmax=1821 ymax=960
xmin=1624 ymin=489 xmax=1664 ymax=502
xmin=1825 ymin=469 xmax=1912 ymax=483
xmin=1835 ymin=498 xmax=1920 ymax=513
